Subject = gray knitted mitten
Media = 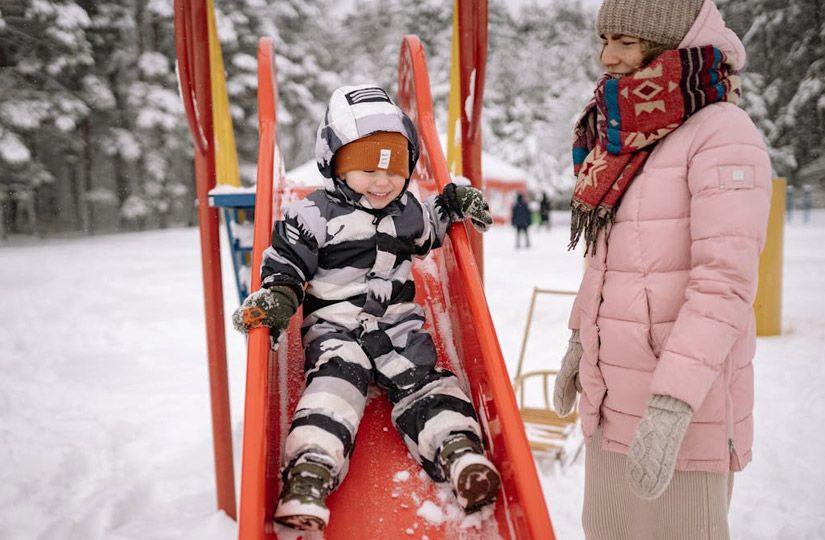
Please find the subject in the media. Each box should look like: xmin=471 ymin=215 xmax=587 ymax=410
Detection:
xmin=626 ymin=394 xmax=693 ymax=500
xmin=552 ymin=329 xmax=583 ymax=417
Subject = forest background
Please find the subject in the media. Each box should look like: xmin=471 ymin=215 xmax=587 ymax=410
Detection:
xmin=0 ymin=0 xmax=823 ymax=237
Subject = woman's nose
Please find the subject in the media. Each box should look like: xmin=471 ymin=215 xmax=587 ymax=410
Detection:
xmin=600 ymin=44 xmax=618 ymax=67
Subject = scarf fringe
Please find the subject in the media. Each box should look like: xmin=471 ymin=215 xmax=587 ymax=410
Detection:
xmin=568 ymin=202 xmax=614 ymax=256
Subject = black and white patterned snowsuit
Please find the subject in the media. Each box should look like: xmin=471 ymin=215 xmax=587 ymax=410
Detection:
xmin=261 ymin=179 xmax=482 ymax=485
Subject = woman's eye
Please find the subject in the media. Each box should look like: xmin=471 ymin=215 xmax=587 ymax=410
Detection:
xmin=622 ymin=41 xmax=638 ymax=46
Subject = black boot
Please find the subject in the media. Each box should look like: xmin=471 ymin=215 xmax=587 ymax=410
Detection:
xmin=273 ymin=460 xmax=334 ymax=531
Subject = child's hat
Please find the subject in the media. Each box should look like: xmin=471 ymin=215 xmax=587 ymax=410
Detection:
xmin=596 ymin=0 xmax=704 ymax=48
xmin=315 ymin=84 xmax=419 ymax=182
xmin=333 ymin=131 xmax=409 ymax=179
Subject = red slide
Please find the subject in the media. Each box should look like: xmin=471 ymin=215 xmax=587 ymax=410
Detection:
xmin=237 ymin=36 xmax=555 ymax=540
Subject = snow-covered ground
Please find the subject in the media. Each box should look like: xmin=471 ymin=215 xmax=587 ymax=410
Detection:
xmin=1 ymin=210 xmax=824 ymax=539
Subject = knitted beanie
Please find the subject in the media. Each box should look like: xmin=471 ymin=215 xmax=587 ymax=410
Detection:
xmin=333 ymin=131 xmax=410 ymax=179
xmin=596 ymin=0 xmax=704 ymax=48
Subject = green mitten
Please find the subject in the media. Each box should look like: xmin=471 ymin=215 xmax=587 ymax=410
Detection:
xmin=626 ymin=394 xmax=693 ymax=500
xmin=232 ymin=286 xmax=299 ymax=334
xmin=439 ymin=183 xmax=493 ymax=233
xmin=553 ymin=329 xmax=583 ymax=417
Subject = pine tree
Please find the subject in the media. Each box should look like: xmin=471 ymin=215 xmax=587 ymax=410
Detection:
xmin=265 ymin=0 xmax=341 ymax=167
xmin=0 ymin=0 xmax=96 ymax=235
xmin=485 ymin=0 xmax=598 ymax=196
xmin=718 ymin=0 xmax=825 ymax=184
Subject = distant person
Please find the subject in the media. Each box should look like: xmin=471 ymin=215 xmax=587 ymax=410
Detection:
xmin=232 ymin=85 xmax=499 ymax=531
xmin=511 ymin=192 xmax=532 ymax=248
xmin=539 ymin=192 xmax=552 ymax=230
xmin=552 ymin=1 xmax=771 ymax=538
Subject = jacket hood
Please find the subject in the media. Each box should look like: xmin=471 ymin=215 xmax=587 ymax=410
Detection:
xmin=315 ymin=85 xmax=420 ymax=187
xmin=679 ymin=0 xmax=746 ymax=70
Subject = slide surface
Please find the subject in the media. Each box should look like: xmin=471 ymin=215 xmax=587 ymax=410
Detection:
xmin=237 ymin=36 xmax=555 ymax=540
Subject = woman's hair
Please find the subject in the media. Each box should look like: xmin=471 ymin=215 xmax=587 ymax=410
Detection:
xmin=640 ymin=39 xmax=669 ymax=66
xmin=598 ymin=36 xmax=671 ymax=73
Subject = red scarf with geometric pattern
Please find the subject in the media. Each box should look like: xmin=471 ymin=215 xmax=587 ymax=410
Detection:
xmin=569 ymin=45 xmax=741 ymax=254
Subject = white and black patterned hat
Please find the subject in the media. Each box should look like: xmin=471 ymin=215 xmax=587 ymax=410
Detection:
xmin=315 ymin=84 xmax=419 ymax=181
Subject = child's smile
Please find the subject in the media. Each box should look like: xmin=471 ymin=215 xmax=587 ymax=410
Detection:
xmin=343 ymin=169 xmax=406 ymax=209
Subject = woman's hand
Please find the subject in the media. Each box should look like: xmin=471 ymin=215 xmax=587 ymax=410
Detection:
xmin=553 ymin=329 xmax=583 ymax=417
xmin=626 ymin=394 xmax=693 ymax=500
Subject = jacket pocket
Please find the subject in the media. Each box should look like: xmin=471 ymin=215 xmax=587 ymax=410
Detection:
xmin=643 ymin=287 xmax=660 ymax=357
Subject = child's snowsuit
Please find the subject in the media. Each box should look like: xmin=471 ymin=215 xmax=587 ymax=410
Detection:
xmin=261 ymin=85 xmax=483 ymax=488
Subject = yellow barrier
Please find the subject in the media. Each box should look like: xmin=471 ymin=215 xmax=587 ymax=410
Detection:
xmin=207 ymin=0 xmax=240 ymax=187
xmin=755 ymin=178 xmax=785 ymax=336
xmin=446 ymin=0 xmax=462 ymax=177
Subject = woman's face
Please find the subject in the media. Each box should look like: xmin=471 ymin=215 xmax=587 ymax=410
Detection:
xmin=600 ymin=34 xmax=645 ymax=76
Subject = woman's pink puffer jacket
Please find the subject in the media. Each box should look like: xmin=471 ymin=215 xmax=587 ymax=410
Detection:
xmin=569 ymin=0 xmax=772 ymax=473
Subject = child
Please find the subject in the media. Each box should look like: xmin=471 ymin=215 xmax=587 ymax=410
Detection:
xmin=233 ymin=84 xmax=501 ymax=531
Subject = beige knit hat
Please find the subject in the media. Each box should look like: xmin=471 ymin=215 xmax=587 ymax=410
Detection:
xmin=597 ymin=0 xmax=704 ymax=48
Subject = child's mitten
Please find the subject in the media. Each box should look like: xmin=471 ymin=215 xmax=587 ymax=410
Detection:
xmin=626 ymin=394 xmax=693 ymax=500
xmin=438 ymin=183 xmax=494 ymax=233
xmin=553 ymin=329 xmax=583 ymax=417
xmin=232 ymin=286 xmax=299 ymax=334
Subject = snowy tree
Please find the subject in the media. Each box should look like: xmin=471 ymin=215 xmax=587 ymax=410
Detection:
xmin=337 ymin=0 xmax=452 ymax=129
xmin=485 ymin=0 xmax=599 ymax=197
xmin=212 ymin=0 xmax=274 ymax=183
xmin=718 ymin=0 xmax=825 ymax=185
xmin=89 ymin=0 xmax=190 ymax=230
xmin=264 ymin=0 xmax=341 ymax=168
xmin=0 ymin=0 xmax=96 ymax=235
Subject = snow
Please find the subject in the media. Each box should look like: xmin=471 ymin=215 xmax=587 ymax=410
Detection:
xmin=284 ymin=158 xmax=325 ymax=187
xmin=1 ymin=211 xmax=824 ymax=539
xmin=139 ymin=52 xmax=171 ymax=79
xmin=0 ymin=128 xmax=31 ymax=165
xmin=483 ymin=153 xmax=531 ymax=184
xmin=82 ymin=75 xmax=117 ymax=110
xmin=0 ymin=100 xmax=51 ymax=130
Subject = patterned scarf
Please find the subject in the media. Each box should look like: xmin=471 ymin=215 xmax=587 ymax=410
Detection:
xmin=569 ymin=45 xmax=741 ymax=254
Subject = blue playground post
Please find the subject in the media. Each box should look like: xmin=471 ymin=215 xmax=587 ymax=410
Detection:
xmin=207 ymin=188 xmax=257 ymax=303
xmin=802 ymin=184 xmax=812 ymax=224
xmin=786 ymin=184 xmax=795 ymax=222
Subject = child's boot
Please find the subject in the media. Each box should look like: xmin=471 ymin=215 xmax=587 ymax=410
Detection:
xmin=273 ymin=459 xmax=334 ymax=531
xmin=438 ymin=434 xmax=501 ymax=513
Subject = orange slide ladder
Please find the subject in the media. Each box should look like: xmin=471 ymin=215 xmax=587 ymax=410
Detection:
xmin=236 ymin=36 xmax=556 ymax=540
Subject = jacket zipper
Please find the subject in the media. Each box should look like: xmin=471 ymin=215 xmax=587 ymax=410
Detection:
xmin=724 ymin=356 xmax=742 ymax=469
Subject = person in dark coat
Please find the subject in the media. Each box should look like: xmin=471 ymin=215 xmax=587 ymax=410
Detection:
xmin=511 ymin=192 xmax=531 ymax=248
xmin=539 ymin=193 xmax=552 ymax=229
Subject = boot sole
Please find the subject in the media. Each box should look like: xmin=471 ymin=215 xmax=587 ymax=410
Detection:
xmin=452 ymin=456 xmax=502 ymax=513
xmin=273 ymin=499 xmax=330 ymax=531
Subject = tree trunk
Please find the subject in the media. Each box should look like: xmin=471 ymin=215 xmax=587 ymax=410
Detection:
xmin=0 ymin=192 xmax=6 ymax=241
xmin=83 ymin=117 xmax=95 ymax=234
xmin=27 ymin=188 xmax=39 ymax=237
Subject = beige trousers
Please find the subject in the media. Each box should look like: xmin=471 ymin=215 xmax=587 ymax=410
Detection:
xmin=583 ymin=429 xmax=734 ymax=540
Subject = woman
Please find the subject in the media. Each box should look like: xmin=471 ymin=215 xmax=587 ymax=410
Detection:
xmin=553 ymin=0 xmax=772 ymax=538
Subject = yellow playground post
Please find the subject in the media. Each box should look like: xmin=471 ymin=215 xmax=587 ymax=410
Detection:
xmin=755 ymin=178 xmax=785 ymax=336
